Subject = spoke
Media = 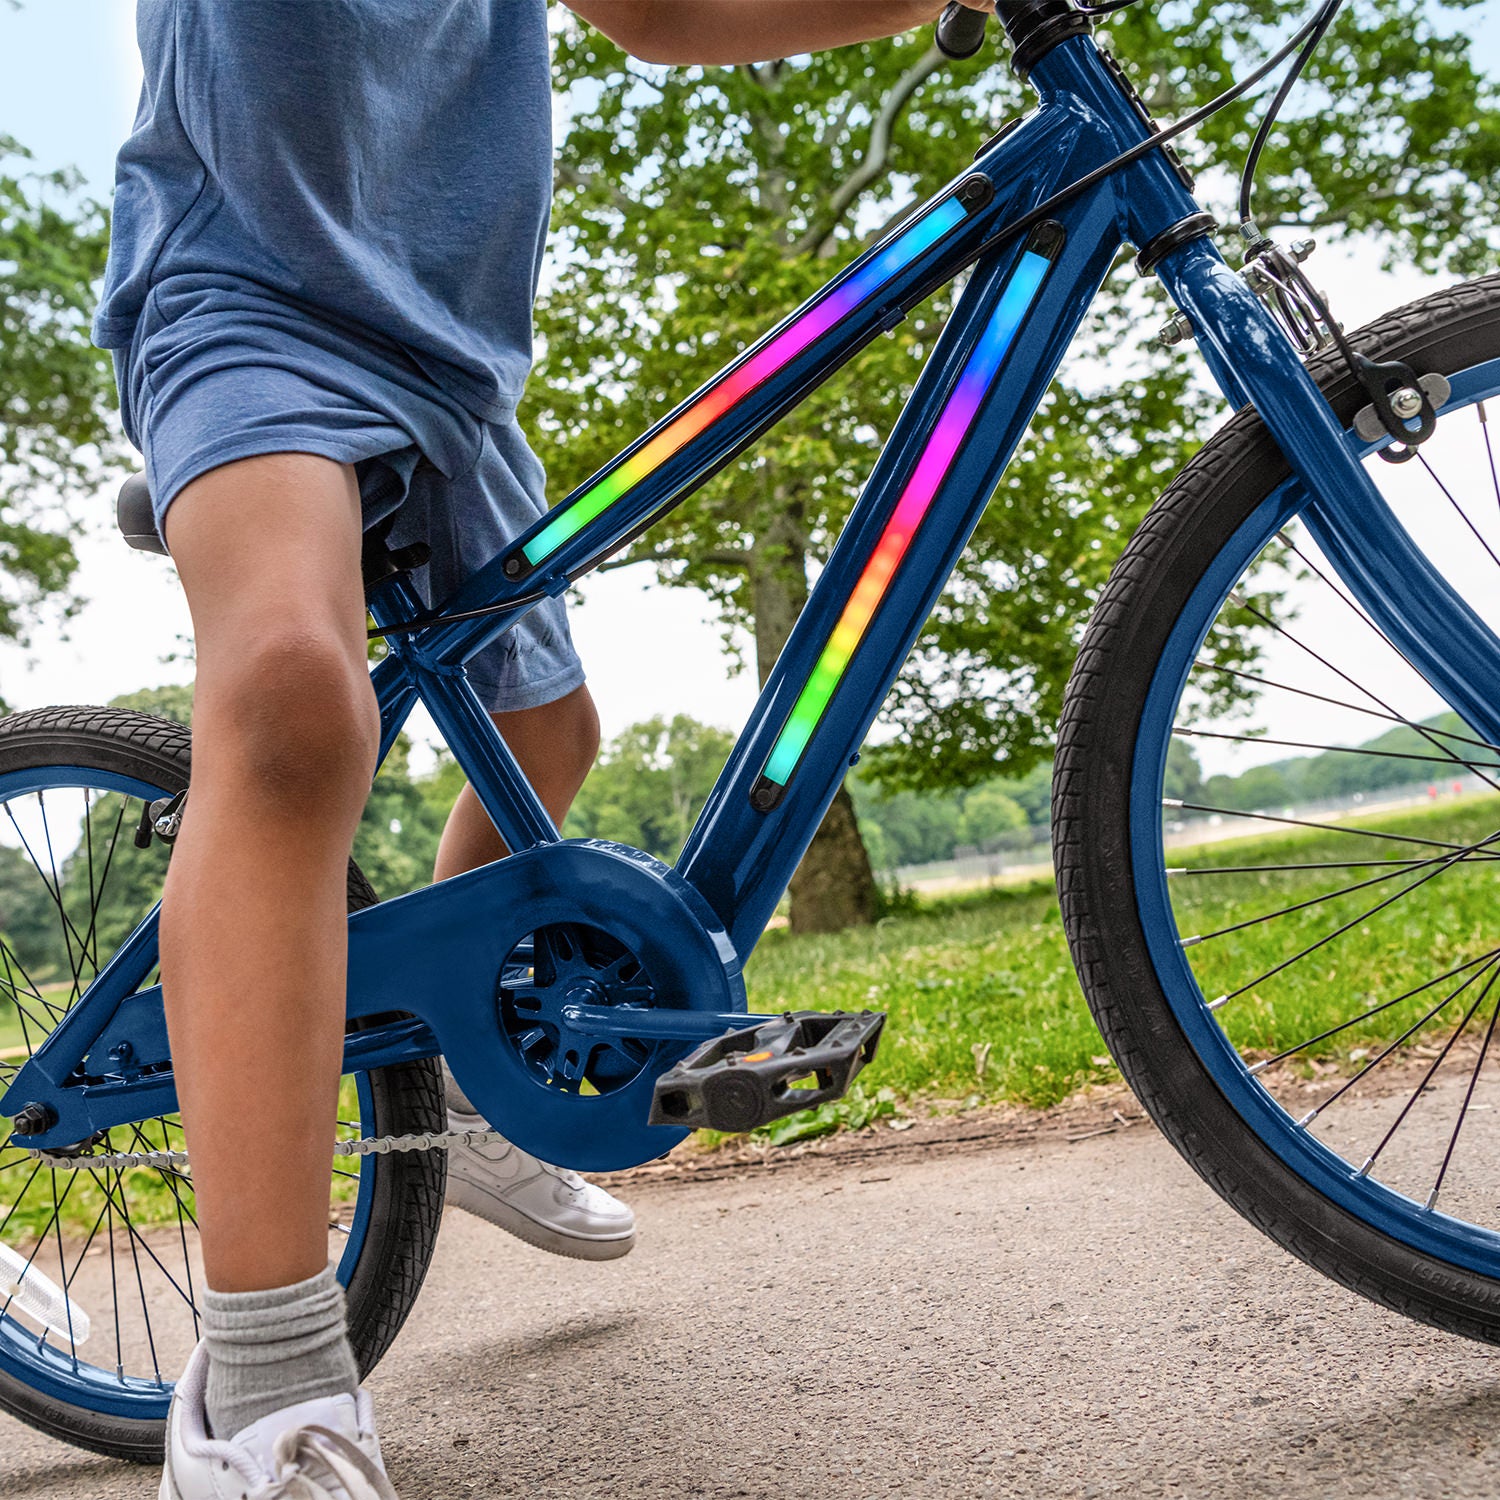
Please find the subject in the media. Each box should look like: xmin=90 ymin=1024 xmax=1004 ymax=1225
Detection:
xmin=1266 ymin=544 xmax=1500 ymax=794
xmin=0 ymin=930 xmax=68 ymax=1030
xmin=104 ymin=1155 xmax=124 ymax=1382
xmin=1170 ymin=801 xmax=1469 ymax=851
xmin=92 ymin=1167 xmax=198 ymax=1313
xmin=0 ymin=1167 xmax=82 ymax=1322
xmin=111 ymin=1162 xmax=163 ymax=1384
xmin=31 ymin=793 xmax=95 ymax=996
xmin=0 ymin=1160 xmax=44 ymax=1239
xmin=1173 ymin=724 xmax=1500 ymax=771
xmin=1188 ymin=661 xmax=1500 ymax=758
xmin=74 ymin=796 xmax=132 ymax=985
xmin=1416 ymin=452 xmax=1500 ymax=576
xmin=1210 ymin=851 xmax=1467 ymax=1007
xmin=1352 ymin=965 xmax=1500 ymax=1184
xmin=1425 ymin=970 xmax=1500 ymax=1212
xmin=3 ymin=799 xmax=97 ymax=979
xmin=48 ymin=1170 xmax=83 ymax=1361
xmin=1170 ymin=858 xmax=1486 ymax=876
xmin=1247 ymin=948 xmax=1500 ymax=1075
xmin=1482 ymin=401 xmax=1498 ymax=518
xmin=1293 ymin=952 xmax=1500 ymax=1127
xmin=1181 ymin=828 xmax=1500 ymax=947
xmin=1242 ymin=561 xmax=1500 ymax=798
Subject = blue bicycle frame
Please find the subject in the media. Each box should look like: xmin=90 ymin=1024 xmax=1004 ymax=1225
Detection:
xmin=12 ymin=26 xmax=1498 ymax=1170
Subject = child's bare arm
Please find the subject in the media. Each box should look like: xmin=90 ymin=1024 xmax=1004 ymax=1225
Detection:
xmin=566 ymin=0 xmax=994 ymax=67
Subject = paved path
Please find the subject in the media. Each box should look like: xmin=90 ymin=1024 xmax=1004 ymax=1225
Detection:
xmin=6 ymin=1124 xmax=1500 ymax=1499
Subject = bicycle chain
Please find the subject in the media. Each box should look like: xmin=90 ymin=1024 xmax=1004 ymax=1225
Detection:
xmin=24 ymin=1127 xmax=510 ymax=1173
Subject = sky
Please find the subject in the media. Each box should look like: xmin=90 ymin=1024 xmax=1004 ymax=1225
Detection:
xmin=2 ymin=1 xmax=1498 ymax=780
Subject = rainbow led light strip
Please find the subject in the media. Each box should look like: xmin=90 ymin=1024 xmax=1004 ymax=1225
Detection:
xmin=760 ymin=248 xmax=1055 ymax=790
xmin=520 ymin=198 xmax=969 ymax=567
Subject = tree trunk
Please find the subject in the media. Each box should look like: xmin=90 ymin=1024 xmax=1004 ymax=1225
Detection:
xmin=750 ymin=490 xmax=879 ymax=934
xmin=788 ymin=782 xmax=878 ymax=933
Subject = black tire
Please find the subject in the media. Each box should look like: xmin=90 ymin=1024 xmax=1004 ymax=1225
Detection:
xmin=1055 ymin=273 xmax=1500 ymax=1342
xmin=0 ymin=705 xmax=446 ymax=1460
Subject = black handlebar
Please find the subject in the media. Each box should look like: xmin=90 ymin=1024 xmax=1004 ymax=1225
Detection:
xmin=935 ymin=1 xmax=989 ymax=59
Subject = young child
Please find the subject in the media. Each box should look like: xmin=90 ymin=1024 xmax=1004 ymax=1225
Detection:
xmin=95 ymin=3 xmax=984 ymax=1495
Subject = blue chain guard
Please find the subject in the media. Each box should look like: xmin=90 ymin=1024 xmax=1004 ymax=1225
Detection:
xmin=3 ymin=839 xmax=747 ymax=1174
xmin=401 ymin=839 xmax=748 ymax=1171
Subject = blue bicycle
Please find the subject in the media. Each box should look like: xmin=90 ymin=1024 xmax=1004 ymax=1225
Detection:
xmin=3 ymin=0 xmax=1500 ymax=1461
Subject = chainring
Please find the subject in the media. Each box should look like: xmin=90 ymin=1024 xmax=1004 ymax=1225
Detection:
xmin=437 ymin=839 xmax=746 ymax=1171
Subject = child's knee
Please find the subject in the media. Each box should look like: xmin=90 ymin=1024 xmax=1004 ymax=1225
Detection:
xmin=197 ymin=629 xmax=379 ymax=809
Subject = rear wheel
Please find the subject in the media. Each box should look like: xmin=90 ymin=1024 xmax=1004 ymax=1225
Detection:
xmin=1057 ymin=273 xmax=1500 ymax=1340
xmin=0 ymin=705 xmax=446 ymax=1459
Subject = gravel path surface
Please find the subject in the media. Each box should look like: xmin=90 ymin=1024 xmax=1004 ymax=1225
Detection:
xmin=6 ymin=1123 xmax=1500 ymax=1499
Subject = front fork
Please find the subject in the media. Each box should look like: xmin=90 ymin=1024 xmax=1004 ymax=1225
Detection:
xmin=1154 ymin=239 xmax=1500 ymax=749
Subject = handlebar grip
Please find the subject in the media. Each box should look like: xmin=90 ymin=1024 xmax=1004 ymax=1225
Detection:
xmin=935 ymin=2 xmax=988 ymax=59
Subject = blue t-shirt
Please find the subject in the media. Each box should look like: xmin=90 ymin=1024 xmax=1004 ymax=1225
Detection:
xmin=94 ymin=0 xmax=553 ymax=426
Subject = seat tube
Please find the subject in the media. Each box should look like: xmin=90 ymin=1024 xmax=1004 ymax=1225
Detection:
xmin=1156 ymin=237 xmax=1500 ymax=749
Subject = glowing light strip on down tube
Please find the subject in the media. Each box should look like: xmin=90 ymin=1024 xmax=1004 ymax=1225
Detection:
xmin=758 ymin=247 xmax=1056 ymax=795
xmin=520 ymin=198 xmax=968 ymax=567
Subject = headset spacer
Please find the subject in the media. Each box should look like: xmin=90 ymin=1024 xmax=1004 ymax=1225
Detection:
xmin=1134 ymin=213 xmax=1218 ymax=278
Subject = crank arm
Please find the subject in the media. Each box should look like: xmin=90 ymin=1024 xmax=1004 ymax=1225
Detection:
xmin=558 ymin=1002 xmax=767 ymax=1043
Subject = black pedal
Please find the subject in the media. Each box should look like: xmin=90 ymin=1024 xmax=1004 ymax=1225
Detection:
xmin=649 ymin=1010 xmax=886 ymax=1134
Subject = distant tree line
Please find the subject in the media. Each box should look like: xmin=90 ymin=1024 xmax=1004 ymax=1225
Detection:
xmin=0 ymin=694 xmax=1474 ymax=999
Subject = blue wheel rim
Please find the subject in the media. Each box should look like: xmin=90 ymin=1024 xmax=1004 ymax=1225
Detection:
xmin=1131 ymin=356 xmax=1500 ymax=1279
xmin=0 ymin=762 xmax=376 ymax=1421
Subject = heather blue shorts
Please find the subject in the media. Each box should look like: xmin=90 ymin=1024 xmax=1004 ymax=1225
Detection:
xmin=114 ymin=277 xmax=584 ymax=714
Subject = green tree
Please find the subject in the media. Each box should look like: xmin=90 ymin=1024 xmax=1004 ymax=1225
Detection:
xmin=0 ymin=138 xmax=120 ymax=702
xmin=564 ymin=714 xmax=736 ymax=861
xmin=849 ymin=781 xmax=963 ymax=868
xmin=111 ymin=682 xmax=193 ymax=726
xmin=960 ymin=782 xmax=1028 ymax=849
xmin=1164 ymin=738 xmax=1205 ymax=805
xmin=529 ymin=2 xmax=1499 ymax=930
xmin=353 ymin=734 xmax=449 ymax=898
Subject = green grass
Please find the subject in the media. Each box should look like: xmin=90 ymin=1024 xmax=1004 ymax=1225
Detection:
xmin=742 ymin=875 xmax=1090 ymax=1118
xmin=722 ymin=792 xmax=1500 ymax=1143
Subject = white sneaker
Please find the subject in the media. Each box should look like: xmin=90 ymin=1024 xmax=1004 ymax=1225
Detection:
xmin=444 ymin=1109 xmax=636 ymax=1261
xmin=160 ymin=1342 xmax=396 ymax=1500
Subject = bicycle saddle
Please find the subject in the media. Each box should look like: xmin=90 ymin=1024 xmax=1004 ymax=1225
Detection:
xmin=117 ymin=471 xmax=169 ymax=556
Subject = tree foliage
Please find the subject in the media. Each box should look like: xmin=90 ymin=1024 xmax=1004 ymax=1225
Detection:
xmin=527 ymin=0 xmax=1500 ymax=816
xmin=0 ymin=138 xmax=119 ymax=685
xmin=562 ymin=713 xmax=737 ymax=860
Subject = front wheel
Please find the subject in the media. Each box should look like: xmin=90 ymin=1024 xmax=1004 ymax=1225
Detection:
xmin=1057 ymin=272 xmax=1500 ymax=1340
xmin=0 ymin=706 xmax=447 ymax=1460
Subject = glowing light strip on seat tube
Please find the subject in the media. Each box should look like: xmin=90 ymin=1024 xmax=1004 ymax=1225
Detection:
xmin=521 ymin=198 xmax=969 ymax=567
xmin=760 ymin=249 xmax=1054 ymax=790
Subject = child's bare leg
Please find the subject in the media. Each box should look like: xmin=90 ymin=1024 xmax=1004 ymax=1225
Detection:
xmin=161 ymin=453 xmax=378 ymax=1295
xmin=432 ymin=683 xmax=600 ymax=877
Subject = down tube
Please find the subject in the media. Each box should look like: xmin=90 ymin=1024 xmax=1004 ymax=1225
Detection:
xmin=678 ymin=192 xmax=1123 ymax=959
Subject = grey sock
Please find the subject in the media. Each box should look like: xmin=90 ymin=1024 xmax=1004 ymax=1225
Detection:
xmin=201 ymin=1263 xmax=360 ymax=1439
